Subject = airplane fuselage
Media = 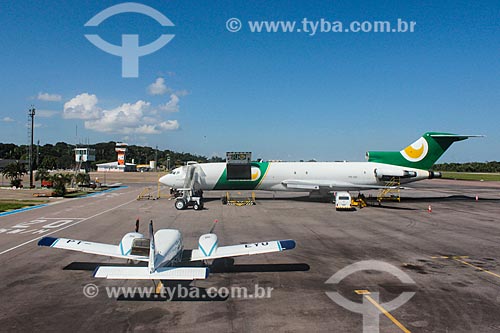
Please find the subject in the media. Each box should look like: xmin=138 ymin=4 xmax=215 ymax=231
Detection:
xmin=151 ymin=229 xmax=183 ymax=269
xmin=160 ymin=161 xmax=433 ymax=193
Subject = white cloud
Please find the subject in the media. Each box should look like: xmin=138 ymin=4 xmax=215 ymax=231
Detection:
xmin=174 ymin=89 xmax=189 ymax=97
xmin=147 ymin=77 xmax=171 ymax=95
xmin=2 ymin=117 xmax=14 ymax=122
xmin=132 ymin=120 xmax=179 ymax=134
xmin=85 ymin=100 xmax=150 ymax=134
xmin=37 ymin=92 xmax=62 ymax=102
xmin=63 ymin=93 xmax=100 ymax=120
xmin=63 ymin=93 xmax=180 ymax=135
xmin=158 ymin=94 xmax=180 ymax=113
xmin=159 ymin=120 xmax=179 ymax=130
xmin=37 ymin=110 xmax=59 ymax=118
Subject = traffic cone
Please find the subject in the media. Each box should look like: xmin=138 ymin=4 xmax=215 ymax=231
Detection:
xmin=428 ymin=205 xmax=432 ymax=213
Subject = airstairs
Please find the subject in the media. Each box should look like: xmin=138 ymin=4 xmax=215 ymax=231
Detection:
xmin=377 ymin=177 xmax=401 ymax=203
xmin=174 ymin=164 xmax=204 ymax=210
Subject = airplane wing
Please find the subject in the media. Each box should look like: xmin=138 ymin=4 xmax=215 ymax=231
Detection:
xmin=93 ymin=266 xmax=209 ymax=280
xmin=282 ymin=179 xmax=399 ymax=191
xmin=190 ymin=239 xmax=296 ymax=261
xmin=38 ymin=236 xmax=149 ymax=262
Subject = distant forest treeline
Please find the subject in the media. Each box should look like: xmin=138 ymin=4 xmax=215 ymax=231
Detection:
xmin=0 ymin=142 xmax=223 ymax=170
xmin=434 ymin=162 xmax=500 ymax=173
xmin=1 ymin=142 xmax=499 ymax=172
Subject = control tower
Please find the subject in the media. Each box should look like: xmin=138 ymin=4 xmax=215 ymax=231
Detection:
xmin=74 ymin=147 xmax=96 ymax=172
xmin=115 ymin=143 xmax=128 ymax=166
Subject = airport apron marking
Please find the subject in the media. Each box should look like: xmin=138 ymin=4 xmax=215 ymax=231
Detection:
xmin=0 ymin=204 xmax=49 ymax=217
xmin=355 ymin=290 xmax=411 ymax=333
xmin=0 ymin=218 xmax=84 ymax=236
xmin=0 ymin=186 xmax=128 ymax=218
xmin=431 ymin=255 xmax=500 ymax=280
xmin=0 ymin=197 xmax=137 ymax=256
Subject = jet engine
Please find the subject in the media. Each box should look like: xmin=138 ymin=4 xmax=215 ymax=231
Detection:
xmin=374 ymin=168 xmax=417 ymax=179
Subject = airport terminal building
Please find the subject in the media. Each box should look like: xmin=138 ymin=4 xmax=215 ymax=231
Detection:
xmin=96 ymin=161 xmax=136 ymax=172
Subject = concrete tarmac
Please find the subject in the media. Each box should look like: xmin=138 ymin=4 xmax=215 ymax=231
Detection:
xmin=0 ymin=180 xmax=500 ymax=332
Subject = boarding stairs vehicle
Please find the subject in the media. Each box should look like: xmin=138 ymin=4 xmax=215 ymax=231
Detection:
xmin=174 ymin=164 xmax=204 ymax=210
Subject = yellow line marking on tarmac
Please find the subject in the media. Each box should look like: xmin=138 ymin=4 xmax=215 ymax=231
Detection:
xmin=354 ymin=290 xmax=411 ymax=333
xmin=453 ymin=258 xmax=500 ymax=280
xmin=431 ymin=255 xmax=500 ymax=280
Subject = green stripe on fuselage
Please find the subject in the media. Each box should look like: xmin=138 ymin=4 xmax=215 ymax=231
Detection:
xmin=214 ymin=162 xmax=270 ymax=190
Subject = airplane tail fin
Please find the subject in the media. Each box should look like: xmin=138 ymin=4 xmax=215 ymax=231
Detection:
xmin=366 ymin=132 xmax=483 ymax=170
xmin=148 ymin=221 xmax=156 ymax=274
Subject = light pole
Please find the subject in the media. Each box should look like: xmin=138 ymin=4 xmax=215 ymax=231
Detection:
xmin=155 ymin=145 xmax=158 ymax=172
xmin=28 ymin=106 xmax=36 ymax=188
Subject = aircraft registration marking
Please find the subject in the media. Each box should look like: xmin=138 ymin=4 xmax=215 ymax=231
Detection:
xmin=245 ymin=242 xmax=269 ymax=248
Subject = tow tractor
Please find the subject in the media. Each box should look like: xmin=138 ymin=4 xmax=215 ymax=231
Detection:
xmin=174 ymin=188 xmax=204 ymax=211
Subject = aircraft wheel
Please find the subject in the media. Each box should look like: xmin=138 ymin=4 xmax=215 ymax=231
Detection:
xmin=175 ymin=199 xmax=186 ymax=210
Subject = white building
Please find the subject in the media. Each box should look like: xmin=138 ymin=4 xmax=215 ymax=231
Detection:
xmin=96 ymin=161 xmax=136 ymax=172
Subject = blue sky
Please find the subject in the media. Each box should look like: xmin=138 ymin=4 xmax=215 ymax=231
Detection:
xmin=0 ymin=0 xmax=498 ymax=162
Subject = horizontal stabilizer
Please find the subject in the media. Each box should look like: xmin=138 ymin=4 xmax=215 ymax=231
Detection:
xmin=428 ymin=134 xmax=484 ymax=139
xmin=93 ymin=266 xmax=209 ymax=280
xmin=191 ymin=239 xmax=296 ymax=261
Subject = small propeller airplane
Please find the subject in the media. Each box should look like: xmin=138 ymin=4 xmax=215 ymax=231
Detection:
xmin=38 ymin=220 xmax=296 ymax=280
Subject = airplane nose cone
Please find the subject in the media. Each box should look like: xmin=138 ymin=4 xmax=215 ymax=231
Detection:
xmin=159 ymin=174 xmax=170 ymax=185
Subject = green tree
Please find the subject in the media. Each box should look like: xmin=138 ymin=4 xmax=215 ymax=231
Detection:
xmin=75 ymin=173 xmax=90 ymax=186
xmin=2 ymin=161 xmax=27 ymax=187
xmin=39 ymin=155 xmax=58 ymax=170
xmin=35 ymin=168 xmax=50 ymax=181
xmin=50 ymin=173 xmax=72 ymax=196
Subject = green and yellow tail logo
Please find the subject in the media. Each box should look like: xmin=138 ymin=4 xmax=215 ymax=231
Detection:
xmin=400 ymin=137 xmax=429 ymax=162
xmin=367 ymin=132 xmax=479 ymax=170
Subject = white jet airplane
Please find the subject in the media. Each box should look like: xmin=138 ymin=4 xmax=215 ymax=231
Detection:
xmin=38 ymin=221 xmax=296 ymax=280
xmin=159 ymin=132 xmax=481 ymax=196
